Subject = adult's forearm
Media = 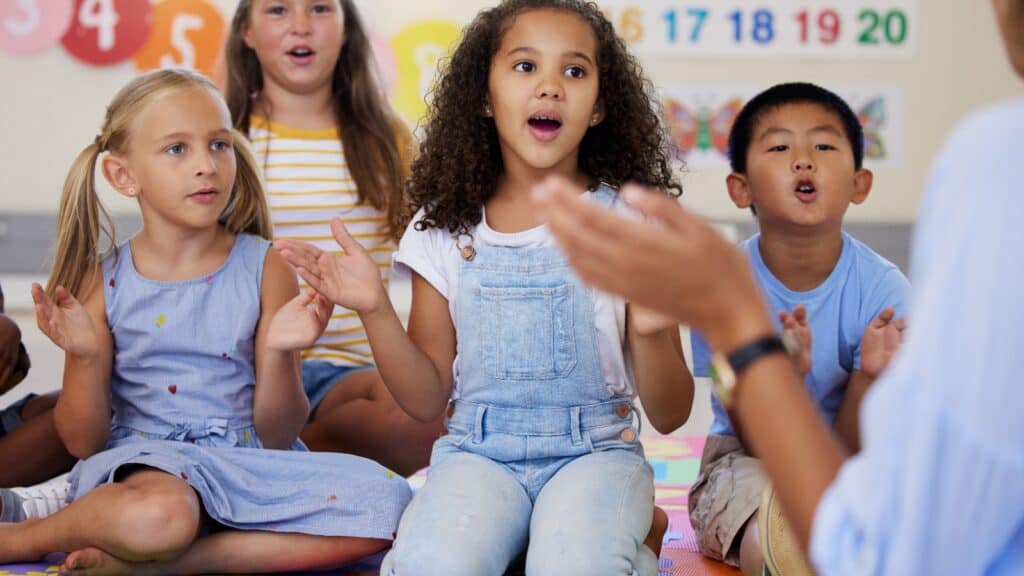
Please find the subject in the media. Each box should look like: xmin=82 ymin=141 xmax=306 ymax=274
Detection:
xmin=733 ymin=354 xmax=846 ymax=550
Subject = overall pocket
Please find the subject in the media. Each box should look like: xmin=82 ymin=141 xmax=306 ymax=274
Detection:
xmin=478 ymin=283 xmax=577 ymax=380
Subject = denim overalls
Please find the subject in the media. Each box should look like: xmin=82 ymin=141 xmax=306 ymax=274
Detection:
xmin=383 ymin=186 xmax=658 ymax=576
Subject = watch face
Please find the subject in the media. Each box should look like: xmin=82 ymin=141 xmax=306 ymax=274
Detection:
xmin=709 ymin=353 xmax=736 ymax=407
xmin=780 ymin=330 xmax=803 ymax=358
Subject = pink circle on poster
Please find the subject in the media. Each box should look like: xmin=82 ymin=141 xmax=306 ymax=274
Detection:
xmin=61 ymin=0 xmax=152 ymax=66
xmin=0 ymin=0 xmax=74 ymax=55
xmin=369 ymin=30 xmax=397 ymax=96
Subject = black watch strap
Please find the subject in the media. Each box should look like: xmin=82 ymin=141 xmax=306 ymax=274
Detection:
xmin=726 ymin=335 xmax=785 ymax=376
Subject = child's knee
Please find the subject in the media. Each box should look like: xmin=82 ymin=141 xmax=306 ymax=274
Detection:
xmin=526 ymin=538 xmax=645 ymax=576
xmin=116 ymin=482 xmax=200 ymax=558
xmin=383 ymin=544 xmax=499 ymax=576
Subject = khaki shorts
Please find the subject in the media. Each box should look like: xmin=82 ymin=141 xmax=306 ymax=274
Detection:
xmin=687 ymin=434 xmax=767 ymax=566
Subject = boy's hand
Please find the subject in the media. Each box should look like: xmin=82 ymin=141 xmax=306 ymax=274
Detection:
xmin=630 ymin=302 xmax=679 ymax=336
xmin=860 ymin=307 xmax=906 ymax=379
xmin=31 ymin=283 xmax=99 ymax=359
xmin=275 ymin=219 xmax=387 ymax=315
xmin=779 ymin=305 xmax=812 ymax=376
xmin=266 ymin=289 xmax=333 ymax=352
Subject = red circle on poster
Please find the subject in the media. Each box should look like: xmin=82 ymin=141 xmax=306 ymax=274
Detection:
xmin=61 ymin=0 xmax=152 ymax=66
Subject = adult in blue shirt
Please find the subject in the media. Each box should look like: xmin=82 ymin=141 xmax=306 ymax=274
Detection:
xmin=532 ymin=1 xmax=1024 ymax=571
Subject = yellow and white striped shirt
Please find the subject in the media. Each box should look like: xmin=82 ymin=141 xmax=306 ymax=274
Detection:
xmin=249 ymin=116 xmax=393 ymax=367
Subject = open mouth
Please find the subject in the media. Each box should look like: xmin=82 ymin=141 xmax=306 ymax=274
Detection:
xmin=795 ymin=180 xmax=817 ymax=201
xmin=527 ymin=115 xmax=563 ymax=133
xmin=288 ymin=47 xmax=315 ymax=59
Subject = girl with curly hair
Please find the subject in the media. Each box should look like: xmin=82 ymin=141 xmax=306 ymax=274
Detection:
xmin=277 ymin=1 xmax=694 ymax=573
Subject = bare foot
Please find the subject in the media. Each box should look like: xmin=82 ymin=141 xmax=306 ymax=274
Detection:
xmin=60 ymin=547 xmax=136 ymax=576
xmin=643 ymin=505 xmax=669 ymax=558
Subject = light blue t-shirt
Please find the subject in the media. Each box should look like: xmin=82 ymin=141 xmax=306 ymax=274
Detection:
xmin=692 ymin=231 xmax=910 ymax=437
xmin=809 ymin=98 xmax=1024 ymax=575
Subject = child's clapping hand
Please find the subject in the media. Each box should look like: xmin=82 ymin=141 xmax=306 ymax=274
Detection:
xmin=779 ymin=304 xmax=812 ymax=376
xmin=860 ymin=307 xmax=906 ymax=379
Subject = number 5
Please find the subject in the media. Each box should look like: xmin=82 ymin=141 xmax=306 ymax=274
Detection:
xmin=161 ymin=14 xmax=204 ymax=69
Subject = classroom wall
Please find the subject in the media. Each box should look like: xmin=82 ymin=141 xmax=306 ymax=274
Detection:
xmin=0 ymin=0 xmax=1017 ymax=283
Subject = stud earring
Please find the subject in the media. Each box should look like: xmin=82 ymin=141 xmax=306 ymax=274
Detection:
xmin=483 ymin=103 xmax=492 ymax=117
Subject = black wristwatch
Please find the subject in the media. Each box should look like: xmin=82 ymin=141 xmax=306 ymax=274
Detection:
xmin=709 ymin=332 xmax=800 ymax=408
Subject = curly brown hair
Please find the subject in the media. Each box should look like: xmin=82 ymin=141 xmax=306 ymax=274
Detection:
xmin=408 ymin=0 xmax=681 ymax=237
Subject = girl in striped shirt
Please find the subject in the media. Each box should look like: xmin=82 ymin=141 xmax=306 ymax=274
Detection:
xmin=224 ymin=0 xmax=442 ymax=476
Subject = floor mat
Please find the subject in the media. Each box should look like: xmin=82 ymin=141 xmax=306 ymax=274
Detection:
xmin=1 ymin=435 xmax=737 ymax=575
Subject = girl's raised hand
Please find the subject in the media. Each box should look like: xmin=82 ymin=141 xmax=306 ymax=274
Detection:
xmin=275 ymin=219 xmax=387 ymax=314
xmin=266 ymin=289 xmax=334 ymax=352
xmin=31 ymin=283 xmax=99 ymax=358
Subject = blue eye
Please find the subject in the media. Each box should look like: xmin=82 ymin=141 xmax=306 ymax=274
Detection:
xmin=513 ymin=61 xmax=535 ymax=73
xmin=167 ymin=144 xmax=185 ymax=155
xmin=211 ymin=140 xmax=231 ymax=152
xmin=565 ymin=65 xmax=586 ymax=79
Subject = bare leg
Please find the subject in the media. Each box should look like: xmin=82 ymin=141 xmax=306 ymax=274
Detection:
xmin=300 ymin=370 xmax=444 ymax=476
xmin=0 ymin=469 xmax=201 ymax=564
xmin=738 ymin=515 xmax=764 ymax=576
xmin=643 ymin=504 xmax=669 ymax=558
xmin=60 ymin=531 xmax=389 ymax=576
xmin=0 ymin=393 xmax=76 ymax=487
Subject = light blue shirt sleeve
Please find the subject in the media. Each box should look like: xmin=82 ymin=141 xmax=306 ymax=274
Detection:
xmin=691 ymin=330 xmax=711 ymax=378
xmin=809 ymin=99 xmax=1024 ymax=575
xmin=851 ymin=266 xmax=911 ymax=372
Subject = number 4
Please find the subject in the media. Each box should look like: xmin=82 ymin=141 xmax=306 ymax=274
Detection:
xmin=79 ymin=0 xmax=118 ymax=52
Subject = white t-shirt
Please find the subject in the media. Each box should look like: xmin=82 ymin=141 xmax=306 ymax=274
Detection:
xmin=393 ymin=197 xmax=635 ymax=399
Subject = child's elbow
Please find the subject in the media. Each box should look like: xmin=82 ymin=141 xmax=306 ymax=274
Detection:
xmin=649 ymin=407 xmax=692 ymax=435
xmin=61 ymin=428 xmax=109 ymax=460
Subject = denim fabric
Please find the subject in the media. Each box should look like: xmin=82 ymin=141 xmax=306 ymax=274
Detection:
xmin=383 ymin=186 xmax=657 ymax=576
xmin=302 ymin=360 xmax=376 ymax=416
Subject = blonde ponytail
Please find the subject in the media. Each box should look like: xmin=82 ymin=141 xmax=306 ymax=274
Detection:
xmin=47 ymin=140 xmax=115 ymax=299
xmin=220 ymin=131 xmax=272 ymax=241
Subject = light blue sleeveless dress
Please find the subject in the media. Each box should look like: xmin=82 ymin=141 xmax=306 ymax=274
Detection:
xmin=67 ymin=233 xmax=411 ymax=539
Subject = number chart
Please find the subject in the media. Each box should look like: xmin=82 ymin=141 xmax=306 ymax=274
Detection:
xmin=0 ymin=0 xmax=224 ymax=74
xmin=600 ymin=0 xmax=916 ymax=57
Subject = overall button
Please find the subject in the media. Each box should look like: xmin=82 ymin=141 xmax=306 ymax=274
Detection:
xmin=616 ymin=404 xmax=631 ymax=418
xmin=620 ymin=428 xmax=636 ymax=443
